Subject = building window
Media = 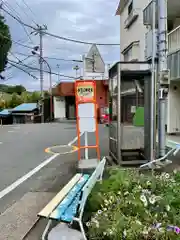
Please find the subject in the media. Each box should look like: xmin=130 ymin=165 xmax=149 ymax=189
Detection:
xmin=128 ymin=1 xmax=133 ymax=15
xmin=123 ymin=47 xmax=132 ymax=61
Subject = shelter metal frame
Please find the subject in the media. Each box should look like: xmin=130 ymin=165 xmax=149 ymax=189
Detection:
xmin=109 ymin=61 xmax=154 ymax=165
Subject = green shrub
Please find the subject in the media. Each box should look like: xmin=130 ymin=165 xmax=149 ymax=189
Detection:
xmin=85 ymin=168 xmax=180 ymax=239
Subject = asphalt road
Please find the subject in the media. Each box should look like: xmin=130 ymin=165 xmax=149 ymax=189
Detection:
xmin=0 ymin=122 xmax=109 ymax=239
xmin=0 ymin=123 xmax=79 ymax=191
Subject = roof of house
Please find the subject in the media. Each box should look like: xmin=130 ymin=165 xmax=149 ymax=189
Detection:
xmin=0 ymin=109 xmax=11 ymax=116
xmin=11 ymin=103 xmax=38 ymax=112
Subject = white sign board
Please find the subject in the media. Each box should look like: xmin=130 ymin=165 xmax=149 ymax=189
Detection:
xmin=78 ymin=103 xmax=96 ymax=132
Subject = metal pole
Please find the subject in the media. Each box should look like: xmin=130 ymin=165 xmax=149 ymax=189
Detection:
xmin=158 ymin=0 xmax=168 ymax=157
xmin=39 ymin=27 xmax=44 ymax=123
xmin=117 ymin=63 xmax=122 ymax=163
xmin=57 ymin=64 xmax=60 ymax=82
xmin=49 ymin=71 xmax=53 ymax=122
xmin=44 ymin=61 xmax=52 ymax=122
xmin=82 ymin=55 xmax=85 ymax=79
xmin=84 ymin=132 xmax=88 ymax=159
xmin=82 ymin=54 xmax=88 ymax=159
xmin=150 ymin=0 xmax=156 ymax=161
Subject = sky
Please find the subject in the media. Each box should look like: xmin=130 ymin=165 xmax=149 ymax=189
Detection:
xmin=1 ymin=0 xmax=120 ymax=91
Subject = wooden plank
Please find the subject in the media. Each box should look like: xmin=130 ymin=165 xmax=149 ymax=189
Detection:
xmin=50 ymin=174 xmax=89 ymax=220
xmin=38 ymin=174 xmax=82 ymax=218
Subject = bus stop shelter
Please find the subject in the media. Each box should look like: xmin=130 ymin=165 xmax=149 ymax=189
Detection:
xmin=109 ymin=61 xmax=153 ymax=165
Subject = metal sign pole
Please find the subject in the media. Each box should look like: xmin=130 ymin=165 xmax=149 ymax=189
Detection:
xmin=82 ymin=55 xmax=89 ymax=159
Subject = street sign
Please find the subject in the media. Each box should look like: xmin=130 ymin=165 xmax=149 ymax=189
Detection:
xmin=75 ymin=80 xmax=100 ymax=160
xmin=76 ymin=81 xmax=95 ymax=102
xmin=85 ymin=44 xmax=105 ymax=73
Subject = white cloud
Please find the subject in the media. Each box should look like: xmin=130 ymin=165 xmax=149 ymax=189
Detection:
xmin=3 ymin=0 xmax=120 ymax=90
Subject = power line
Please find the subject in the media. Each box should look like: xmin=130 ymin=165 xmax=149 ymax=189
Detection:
xmin=12 ymin=40 xmax=36 ymax=49
xmin=21 ymin=0 xmax=38 ymax=24
xmin=6 ymin=56 xmax=35 ymax=70
xmin=1 ymin=6 xmax=120 ymax=46
xmin=2 ymin=1 xmax=35 ymax=44
xmin=1 ymin=5 xmax=38 ymax=30
xmin=0 ymin=32 xmax=36 ymax=49
xmin=11 ymin=51 xmax=83 ymax=62
xmin=8 ymin=62 xmax=38 ymax=80
xmin=8 ymin=59 xmax=77 ymax=79
xmin=14 ymin=0 xmax=38 ymax=26
xmin=43 ymin=31 xmax=120 ymax=46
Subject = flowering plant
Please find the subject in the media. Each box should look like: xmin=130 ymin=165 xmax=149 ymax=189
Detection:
xmin=86 ymin=168 xmax=180 ymax=239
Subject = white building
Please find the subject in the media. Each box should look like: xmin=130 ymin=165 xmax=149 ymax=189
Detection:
xmin=116 ymin=0 xmax=180 ymax=134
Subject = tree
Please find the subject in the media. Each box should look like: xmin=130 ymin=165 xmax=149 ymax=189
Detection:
xmin=21 ymin=91 xmax=31 ymax=103
xmin=9 ymin=93 xmax=23 ymax=108
xmin=30 ymin=91 xmax=41 ymax=102
xmin=12 ymin=85 xmax=26 ymax=95
xmin=0 ymin=16 xmax=12 ymax=73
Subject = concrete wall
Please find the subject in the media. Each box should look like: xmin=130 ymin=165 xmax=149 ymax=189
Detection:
xmin=120 ymin=0 xmax=151 ymax=63
xmin=53 ymin=96 xmax=65 ymax=119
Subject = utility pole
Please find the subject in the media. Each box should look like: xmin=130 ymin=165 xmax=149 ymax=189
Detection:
xmin=92 ymin=52 xmax=95 ymax=72
xmin=157 ymin=0 xmax=168 ymax=157
xmin=39 ymin=26 xmax=44 ymax=123
xmin=57 ymin=64 xmax=60 ymax=82
xmin=150 ymin=0 xmax=157 ymax=161
xmin=73 ymin=65 xmax=79 ymax=78
xmin=32 ymin=24 xmax=47 ymax=123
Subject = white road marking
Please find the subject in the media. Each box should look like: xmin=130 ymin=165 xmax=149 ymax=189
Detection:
xmin=0 ymin=153 xmax=59 ymax=200
xmin=0 ymin=142 xmax=2 ymax=144
xmin=12 ymin=126 xmax=20 ymax=129
xmin=8 ymin=130 xmax=15 ymax=133
xmin=0 ymin=133 xmax=82 ymax=200
xmin=68 ymin=132 xmax=84 ymax=146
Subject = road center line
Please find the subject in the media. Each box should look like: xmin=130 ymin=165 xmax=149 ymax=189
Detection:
xmin=0 ymin=134 xmax=81 ymax=200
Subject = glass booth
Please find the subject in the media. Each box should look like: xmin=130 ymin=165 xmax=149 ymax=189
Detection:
xmin=108 ymin=61 xmax=153 ymax=165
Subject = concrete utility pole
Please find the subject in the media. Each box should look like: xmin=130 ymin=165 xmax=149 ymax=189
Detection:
xmin=39 ymin=26 xmax=44 ymax=123
xmin=157 ymin=0 xmax=168 ymax=157
xmin=32 ymin=25 xmax=47 ymax=123
xmin=150 ymin=0 xmax=157 ymax=161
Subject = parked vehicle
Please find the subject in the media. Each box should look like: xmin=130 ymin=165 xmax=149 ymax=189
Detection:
xmin=99 ymin=106 xmax=109 ymax=124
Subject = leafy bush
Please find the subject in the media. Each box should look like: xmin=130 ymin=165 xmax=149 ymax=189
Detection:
xmin=85 ymin=168 xmax=180 ymax=239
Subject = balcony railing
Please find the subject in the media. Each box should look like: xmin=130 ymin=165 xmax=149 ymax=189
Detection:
xmin=167 ymin=25 xmax=180 ymax=80
xmin=143 ymin=1 xmax=158 ymax=27
xmin=124 ymin=9 xmax=138 ymax=28
xmin=168 ymin=25 xmax=180 ymax=53
xmin=168 ymin=50 xmax=180 ymax=80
